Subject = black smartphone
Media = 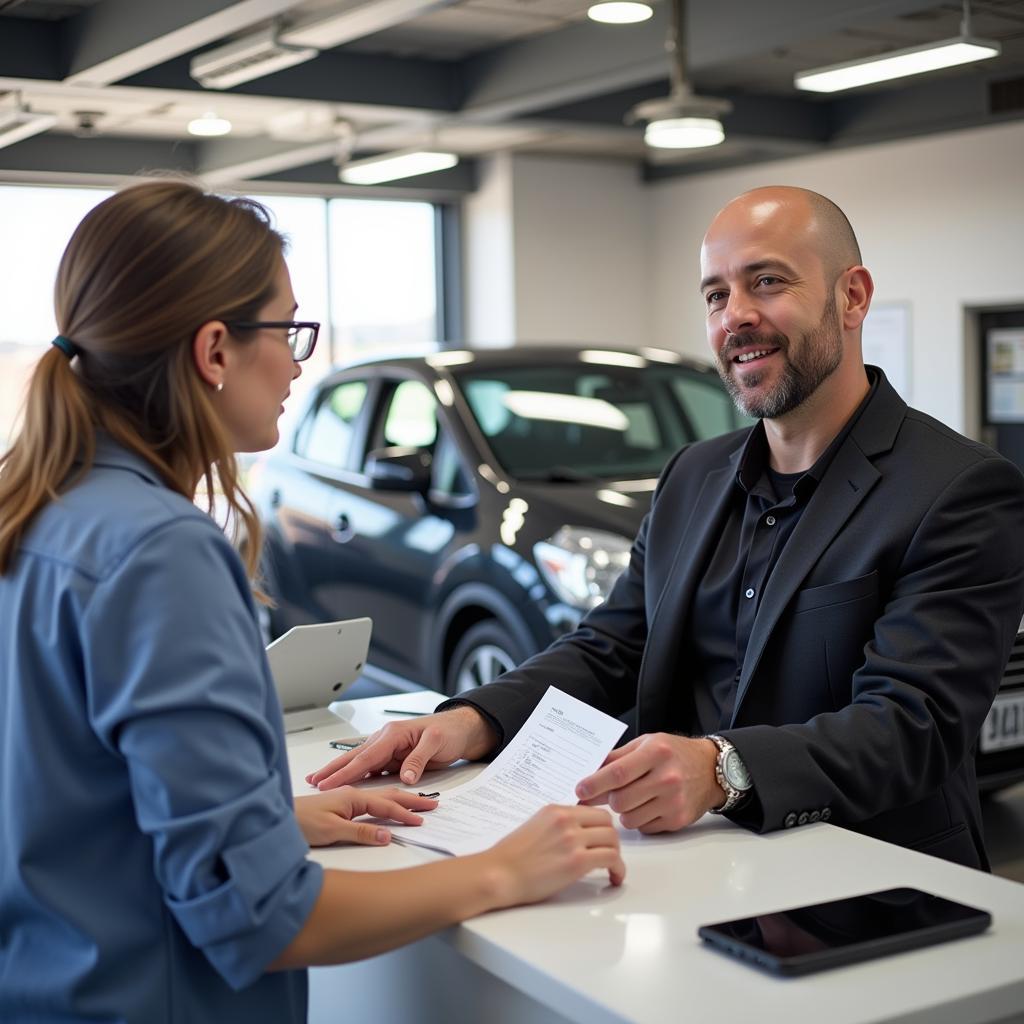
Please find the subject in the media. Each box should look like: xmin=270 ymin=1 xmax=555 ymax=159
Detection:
xmin=698 ymin=887 xmax=991 ymax=976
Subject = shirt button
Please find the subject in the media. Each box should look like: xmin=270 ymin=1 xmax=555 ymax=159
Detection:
xmin=745 ymin=588 xmax=755 ymax=599
xmin=765 ymin=515 xmax=776 ymax=526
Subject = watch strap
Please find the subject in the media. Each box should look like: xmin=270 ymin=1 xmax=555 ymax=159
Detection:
xmin=706 ymin=733 xmax=749 ymax=814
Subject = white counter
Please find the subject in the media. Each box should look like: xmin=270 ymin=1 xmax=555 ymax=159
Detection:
xmin=288 ymin=692 xmax=1024 ymax=1024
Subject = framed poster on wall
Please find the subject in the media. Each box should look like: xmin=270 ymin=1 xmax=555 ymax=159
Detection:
xmin=862 ymin=302 xmax=911 ymax=401
xmin=986 ymin=328 xmax=1024 ymax=424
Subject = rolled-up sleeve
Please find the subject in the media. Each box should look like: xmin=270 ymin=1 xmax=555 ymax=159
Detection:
xmin=80 ymin=516 xmax=322 ymax=989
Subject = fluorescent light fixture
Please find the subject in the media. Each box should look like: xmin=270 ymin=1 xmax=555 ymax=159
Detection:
xmin=579 ymin=349 xmax=648 ymax=369
xmin=340 ymin=150 xmax=458 ymax=185
xmin=645 ymin=116 xmax=724 ymax=149
xmin=502 ymin=391 xmax=629 ymax=432
xmin=795 ymin=36 xmax=1000 ymax=93
xmin=587 ymin=2 xmax=653 ymax=24
xmin=190 ymin=27 xmax=317 ymax=90
xmin=187 ymin=112 xmax=232 ymax=137
xmin=0 ymin=100 xmax=57 ymax=151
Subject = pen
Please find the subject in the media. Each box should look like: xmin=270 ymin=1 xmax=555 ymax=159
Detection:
xmin=327 ymin=739 xmax=364 ymax=751
xmin=383 ymin=709 xmax=430 ymax=716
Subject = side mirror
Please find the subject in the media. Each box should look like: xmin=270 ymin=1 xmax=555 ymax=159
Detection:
xmin=365 ymin=446 xmax=432 ymax=493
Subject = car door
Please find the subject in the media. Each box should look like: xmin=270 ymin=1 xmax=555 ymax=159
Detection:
xmin=327 ymin=373 xmax=477 ymax=683
xmin=266 ymin=375 xmax=375 ymax=629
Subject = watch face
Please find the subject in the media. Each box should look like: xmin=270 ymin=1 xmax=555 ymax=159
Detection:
xmin=724 ymin=749 xmax=752 ymax=790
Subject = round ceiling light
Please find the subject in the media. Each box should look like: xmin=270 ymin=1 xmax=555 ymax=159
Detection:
xmin=644 ymin=116 xmax=725 ymax=149
xmin=587 ymin=3 xmax=653 ymax=25
xmin=187 ymin=112 xmax=232 ymax=137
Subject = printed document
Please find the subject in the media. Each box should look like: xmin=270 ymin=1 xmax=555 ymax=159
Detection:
xmin=390 ymin=686 xmax=626 ymax=856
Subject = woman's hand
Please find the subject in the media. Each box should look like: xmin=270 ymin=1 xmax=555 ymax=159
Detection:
xmin=477 ymin=804 xmax=626 ymax=906
xmin=294 ymin=787 xmax=438 ymax=847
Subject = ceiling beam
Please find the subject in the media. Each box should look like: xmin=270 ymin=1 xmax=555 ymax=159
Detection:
xmin=0 ymin=133 xmax=197 ymax=177
xmin=197 ymin=137 xmax=344 ymax=184
xmin=62 ymin=0 xmax=307 ymax=86
xmin=121 ymin=51 xmax=464 ymax=114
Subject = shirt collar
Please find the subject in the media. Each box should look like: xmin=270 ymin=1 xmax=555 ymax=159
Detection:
xmin=734 ymin=367 xmax=880 ymax=499
xmin=91 ymin=433 xmax=168 ymax=489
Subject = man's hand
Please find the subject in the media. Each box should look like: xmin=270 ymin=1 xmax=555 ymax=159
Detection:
xmin=574 ymin=733 xmax=725 ymax=833
xmin=305 ymin=706 xmax=499 ymax=791
xmin=294 ymin=787 xmax=439 ymax=847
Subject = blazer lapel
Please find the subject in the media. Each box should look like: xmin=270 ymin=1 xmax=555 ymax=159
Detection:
xmin=729 ymin=438 xmax=880 ymax=723
xmin=637 ymin=462 xmax=736 ymax=733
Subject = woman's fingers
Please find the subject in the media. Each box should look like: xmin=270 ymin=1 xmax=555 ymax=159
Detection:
xmin=328 ymin=819 xmax=393 ymax=846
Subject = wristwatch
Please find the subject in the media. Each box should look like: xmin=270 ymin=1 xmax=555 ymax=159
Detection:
xmin=706 ymin=734 xmax=753 ymax=813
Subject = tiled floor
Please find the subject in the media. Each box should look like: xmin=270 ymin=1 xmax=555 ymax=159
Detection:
xmin=343 ymin=676 xmax=1024 ymax=883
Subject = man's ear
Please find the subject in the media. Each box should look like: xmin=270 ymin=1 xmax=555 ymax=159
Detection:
xmin=192 ymin=320 xmax=230 ymax=390
xmin=839 ymin=266 xmax=874 ymax=332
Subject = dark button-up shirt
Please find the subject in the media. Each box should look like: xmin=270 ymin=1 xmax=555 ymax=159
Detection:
xmin=689 ymin=370 xmax=879 ymax=730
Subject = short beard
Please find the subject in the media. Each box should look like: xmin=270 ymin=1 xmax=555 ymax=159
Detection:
xmin=718 ymin=293 xmax=843 ymax=420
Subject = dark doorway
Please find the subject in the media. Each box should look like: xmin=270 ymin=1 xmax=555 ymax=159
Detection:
xmin=979 ymin=309 xmax=1024 ymax=476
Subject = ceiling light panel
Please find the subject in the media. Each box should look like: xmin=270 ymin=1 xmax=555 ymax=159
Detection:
xmin=795 ymin=36 xmax=1000 ymax=92
xmin=340 ymin=150 xmax=458 ymax=184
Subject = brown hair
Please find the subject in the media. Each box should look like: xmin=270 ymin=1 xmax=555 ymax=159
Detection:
xmin=0 ymin=178 xmax=285 ymax=581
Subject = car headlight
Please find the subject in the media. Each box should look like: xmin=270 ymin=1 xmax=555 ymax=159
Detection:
xmin=534 ymin=526 xmax=632 ymax=610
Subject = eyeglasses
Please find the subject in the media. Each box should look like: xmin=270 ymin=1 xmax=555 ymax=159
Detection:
xmin=225 ymin=320 xmax=320 ymax=362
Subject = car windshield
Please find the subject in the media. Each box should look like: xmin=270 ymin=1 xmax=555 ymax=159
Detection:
xmin=454 ymin=360 xmax=751 ymax=480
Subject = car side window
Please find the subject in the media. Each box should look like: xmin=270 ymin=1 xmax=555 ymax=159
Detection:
xmin=381 ymin=380 xmax=438 ymax=449
xmin=670 ymin=375 xmax=752 ymax=438
xmin=295 ymin=379 xmax=368 ymax=470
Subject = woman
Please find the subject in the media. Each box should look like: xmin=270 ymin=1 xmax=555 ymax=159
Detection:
xmin=0 ymin=179 xmax=624 ymax=1024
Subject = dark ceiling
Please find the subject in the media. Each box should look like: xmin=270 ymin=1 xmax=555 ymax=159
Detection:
xmin=1 ymin=0 xmax=1022 ymax=193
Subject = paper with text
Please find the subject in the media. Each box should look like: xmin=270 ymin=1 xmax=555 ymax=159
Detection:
xmin=390 ymin=686 xmax=627 ymax=857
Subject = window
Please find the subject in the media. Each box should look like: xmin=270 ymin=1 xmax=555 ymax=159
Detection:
xmin=456 ymin=362 xmax=742 ymax=479
xmin=0 ymin=185 xmax=442 ymax=453
xmin=328 ymin=200 xmax=438 ymax=363
xmin=0 ymin=185 xmax=112 ymax=447
xmin=381 ymin=380 xmax=438 ymax=450
xmin=670 ymin=375 xmax=753 ymax=439
xmin=296 ymin=380 xmax=368 ymax=470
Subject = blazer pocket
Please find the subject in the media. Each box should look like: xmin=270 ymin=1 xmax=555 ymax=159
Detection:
xmin=908 ymin=822 xmax=979 ymax=869
xmin=793 ymin=570 xmax=879 ymax=614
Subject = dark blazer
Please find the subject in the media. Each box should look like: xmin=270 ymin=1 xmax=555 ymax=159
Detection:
xmin=457 ymin=370 xmax=1024 ymax=869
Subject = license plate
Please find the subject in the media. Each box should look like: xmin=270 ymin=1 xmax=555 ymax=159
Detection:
xmin=980 ymin=693 xmax=1024 ymax=753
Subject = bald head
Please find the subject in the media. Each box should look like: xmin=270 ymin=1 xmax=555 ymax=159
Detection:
xmin=706 ymin=186 xmax=861 ymax=285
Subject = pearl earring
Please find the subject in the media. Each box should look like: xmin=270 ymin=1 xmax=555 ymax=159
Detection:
xmin=216 ymin=381 xmax=224 ymax=393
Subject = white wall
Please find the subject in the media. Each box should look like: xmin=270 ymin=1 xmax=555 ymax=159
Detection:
xmin=511 ymin=155 xmax=652 ymax=349
xmin=647 ymin=120 xmax=1024 ymax=432
xmin=463 ymin=153 xmax=517 ymax=346
xmin=462 ymin=153 xmax=652 ymax=349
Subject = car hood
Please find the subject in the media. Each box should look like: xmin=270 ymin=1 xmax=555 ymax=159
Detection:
xmin=509 ymin=477 xmax=655 ymax=540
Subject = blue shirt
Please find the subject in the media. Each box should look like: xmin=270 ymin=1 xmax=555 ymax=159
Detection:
xmin=0 ymin=438 xmax=323 ymax=1023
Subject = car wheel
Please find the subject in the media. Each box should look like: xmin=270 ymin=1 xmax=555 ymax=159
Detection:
xmin=445 ymin=620 xmax=525 ymax=696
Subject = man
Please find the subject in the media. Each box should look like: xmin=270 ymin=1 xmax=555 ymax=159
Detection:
xmin=310 ymin=186 xmax=1024 ymax=869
